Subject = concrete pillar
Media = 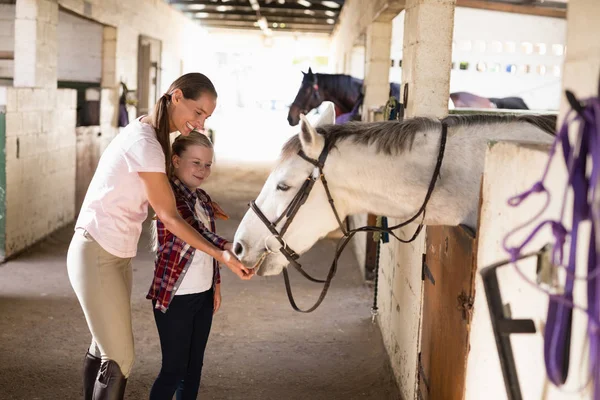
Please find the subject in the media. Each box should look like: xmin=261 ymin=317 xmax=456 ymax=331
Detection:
xmin=13 ymin=0 xmax=58 ymax=88
xmin=362 ymin=21 xmax=393 ymax=120
xmin=349 ymin=44 xmax=365 ymax=79
xmin=100 ymin=25 xmax=119 ymax=138
xmin=102 ymin=26 xmax=117 ymax=89
xmin=559 ymin=0 xmax=600 ymax=123
xmin=377 ymin=1 xmax=455 ymax=398
xmin=402 ymin=0 xmax=455 ymax=118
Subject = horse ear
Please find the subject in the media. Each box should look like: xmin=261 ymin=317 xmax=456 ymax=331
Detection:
xmin=307 ymin=67 xmax=313 ymax=75
xmin=299 ymin=114 xmax=324 ymax=158
xmin=315 ymin=101 xmax=335 ymax=127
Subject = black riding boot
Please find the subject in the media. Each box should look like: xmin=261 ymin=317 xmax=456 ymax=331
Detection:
xmin=92 ymin=360 xmax=127 ymax=400
xmin=83 ymin=351 xmax=101 ymax=400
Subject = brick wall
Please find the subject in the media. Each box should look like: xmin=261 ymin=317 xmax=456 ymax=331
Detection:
xmin=57 ymin=10 xmax=103 ymax=83
xmin=4 ymin=87 xmax=76 ymax=257
xmin=0 ymin=4 xmax=15 ymax=79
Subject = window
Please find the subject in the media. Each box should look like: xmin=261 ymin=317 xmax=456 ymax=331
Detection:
xmin=519 ymin=65 xmax=531 ymax=74
xmin=491 ymin=41 xmax=503 ymax=53
xmin=459 ymin=62 xmax=470 ymax=70
xmin=536 ymin=65 xmax=547 ymax=76
xmin=535 ymin=43 xmax=547 ymax=55
xmin=474 ymin=40 xmax=486 ymax=52
xmin=458 ymin=40 xmax=472 ymax=52
xmin=521 ymin=42 xmax=533 ymax=55
xmin=489 ymin=63 xmax=501 ymax=73
xmin=553 ymin=66 xmax=561 ymax=77
xmin=476 ymin=62 xmax=487 ymax=72
xmin=552 ymin=44 xmax=564 ymax=56
xmin=506 ymin=64 xmax=517 ymax=74
xmin=504 ymin=41 xmax=516 ymax=53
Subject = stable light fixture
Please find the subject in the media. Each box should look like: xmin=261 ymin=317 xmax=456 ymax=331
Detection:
xmin=324 ymin=10 xmax=335 ymax=16
xmin=297 ymin=0 xmax=311 ymax=7
xmin=216 ymin=5 xmax=233 ymax=11
xmin=321 ymin=1 xmax=340 ymax=8
xmin=195 ymin=12 xmax=210 ymax=18
xmin=326 ymin=18 xmax=335 ymax=24
xmin=304 ymin=9 xmax=315 ymax=15
xmin=249 ymin=0 xmax=260 ymax=11
xmin=186 ymin=4 xmax=206 ymax=10
xmin=257 ymin=16 xmax=268 ymax=30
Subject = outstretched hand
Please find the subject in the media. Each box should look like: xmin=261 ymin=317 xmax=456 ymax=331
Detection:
xmin=220 ymin=250 xmax=254 ymax=280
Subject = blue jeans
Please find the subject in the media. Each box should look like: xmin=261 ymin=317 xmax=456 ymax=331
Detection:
xmin=150 ymin=290 xmax=214 ymax=400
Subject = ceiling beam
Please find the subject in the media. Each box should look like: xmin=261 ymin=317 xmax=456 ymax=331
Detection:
xmin=197 ymin=19 xmax=334 ymax=32
xmin=169 ymin=0 xmax=344 ymax=12
xmin=176 ymin=3 xmax=339 ymax=17
xmin=191 ymin=11 xmax=333 ymax=24
xmin=194 ymin=16 xmax=334 ymax=28
xmin=456 ymin=0 xmax=566 ymax=18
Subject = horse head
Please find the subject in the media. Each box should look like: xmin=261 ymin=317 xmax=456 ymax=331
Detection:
xmin=234 ymin=102 xmax=339 ymax=276
xmin=287 ymin=67 xmax=324 ymax=126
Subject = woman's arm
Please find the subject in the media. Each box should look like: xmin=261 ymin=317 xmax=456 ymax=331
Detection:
xmin=139 ymin=172 xmax=252 ymax=280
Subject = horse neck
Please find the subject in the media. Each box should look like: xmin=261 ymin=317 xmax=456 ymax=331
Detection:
xmin=321 ymin=128 xmax=484 ymax=228
xmin=318 ymin=74 xmax=362 ymax=114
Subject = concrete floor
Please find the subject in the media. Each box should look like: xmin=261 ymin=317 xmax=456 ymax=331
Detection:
xmin=0 ymin=166 xmax=400 ymax=400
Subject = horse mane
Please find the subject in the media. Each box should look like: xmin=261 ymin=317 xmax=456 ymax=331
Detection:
xmin=281 ymin=113 xmax=557 ymax=159
xmin=312 ymin=73 xmax=363 ymax=94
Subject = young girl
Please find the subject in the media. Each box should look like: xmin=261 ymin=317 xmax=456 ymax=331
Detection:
xmin=147 ymin=132 xmax=228 ymax=400
xmin=67 ymin=73 xmax=253 ymax=400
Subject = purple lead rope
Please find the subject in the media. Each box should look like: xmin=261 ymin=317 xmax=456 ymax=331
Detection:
xmin=502 ymin=96 xmax=600 ymax=396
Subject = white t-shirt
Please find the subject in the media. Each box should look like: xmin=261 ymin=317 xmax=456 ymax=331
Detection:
xmin=76 ymin=117 xmax=166 ymax=258
xmin=175 ymin=199 xmax=215 ymax=295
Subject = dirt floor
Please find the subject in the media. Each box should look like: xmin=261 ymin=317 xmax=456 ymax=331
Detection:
xmin=0 ymin=164 xmax=401 ymax=400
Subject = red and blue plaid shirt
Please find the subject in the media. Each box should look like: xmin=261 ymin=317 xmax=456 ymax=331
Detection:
xmin=147 ymin=177 xmax=228 ymax=313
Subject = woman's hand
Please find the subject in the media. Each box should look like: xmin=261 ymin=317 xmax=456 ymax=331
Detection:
xmin=224 ymin=242 xmax=233 ymax=251
xmin=219 ymin=250 xmax=254 ymax=280
xmin=213 ymin=284 xmax=221 ymax=314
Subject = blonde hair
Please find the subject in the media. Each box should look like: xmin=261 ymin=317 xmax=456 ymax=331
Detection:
xmin=150 ymin=131 xmax=214 ymax=252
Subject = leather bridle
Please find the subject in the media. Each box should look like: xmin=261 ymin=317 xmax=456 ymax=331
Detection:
xmin=249 ymin=122 xmax=448 ymax=312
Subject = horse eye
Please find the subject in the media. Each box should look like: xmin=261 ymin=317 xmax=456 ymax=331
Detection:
xmin=277 ymin=183 xmax=290 ymax=192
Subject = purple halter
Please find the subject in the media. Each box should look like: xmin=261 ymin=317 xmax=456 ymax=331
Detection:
xmin=502 ymin=93 xmax=600 ymax=396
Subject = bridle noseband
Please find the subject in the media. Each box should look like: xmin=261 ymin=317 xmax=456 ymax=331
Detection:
xmin=249 ymin=123 xmax=448 ymax=313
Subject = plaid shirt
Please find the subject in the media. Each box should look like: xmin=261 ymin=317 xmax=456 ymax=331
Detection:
xmin=147 ymin=177 xmax=228 ymax=313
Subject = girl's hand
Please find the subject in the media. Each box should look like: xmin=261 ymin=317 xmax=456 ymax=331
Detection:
xmin=224 ymin=242 xmax=233 ymax=251
xmin=214 ymin=284 xmax=221 ymax=314
xmin=220 ymin=250 xmax=253 ymax=280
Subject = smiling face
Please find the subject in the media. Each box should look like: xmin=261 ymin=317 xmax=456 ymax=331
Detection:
xmin=169 ymin=89 xmax=217 ymax=136
xmin=172 ymin=144 xmax=213 ymax=189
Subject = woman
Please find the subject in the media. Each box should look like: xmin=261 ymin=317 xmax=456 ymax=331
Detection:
xmin=67 ymin=73 xmax=253 ymax=400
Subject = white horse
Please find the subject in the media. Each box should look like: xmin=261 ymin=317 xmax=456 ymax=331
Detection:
xmin=233 ymin=103 xmax=556 ymax=276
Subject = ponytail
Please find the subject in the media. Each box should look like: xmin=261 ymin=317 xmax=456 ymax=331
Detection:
xmin=152 ymin=94 xmax=172 ymax=172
